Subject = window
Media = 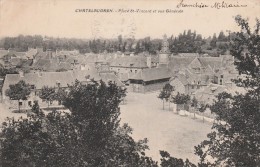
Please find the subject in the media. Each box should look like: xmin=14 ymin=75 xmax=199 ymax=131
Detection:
xmin=130 ymin=70 xmax=132 ymax=73
xmin=19 ymin=102 xmax=22 ymax=106
xmin=56 ymin=81 xmax=61 ymax=87
xmin=220 ymin=79 xmax=223 ymax=85
xmin=28 ymin=101 xmax=32 ymax=107
xmin=135 ymin=70 xmax=137 ymax=73
xmin=31 ymin=85 xmax=35 ymax=89
xmin=221 ymin=75 xmax=224 ymax=78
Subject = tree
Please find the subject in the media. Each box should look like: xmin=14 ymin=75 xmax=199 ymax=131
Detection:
xmin=210 ymin=33 xmax=217 ymax=48
xmin=5 ymin=80 xmax=31 ymax=112
xmin=171 ymin=92 xmax=190 ymax=113
xmin=39 ymin=86 xmax=56 ymax=108
xmin=217 ymin=31 xmax=226 ymax=41
xmin=158 ymin=83 xmax=174 ymax=110
xmin=190 ymin=97 xmax=198 ymax=118
xmin=171 ymin=92 xmax=190 ymax=104
xmin=160 ymin=151 xmax=196 ymax=167
xmin=195 ymin=15 xmax=260 ymax=166
xmin=198 ymin=103 xmax=208 ymax=123
xmin=0 ymin=80 xmax=158 ymax=166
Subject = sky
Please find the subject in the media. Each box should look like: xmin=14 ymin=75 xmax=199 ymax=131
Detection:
xmin=0 ymin=0 xmax=260 ymax=39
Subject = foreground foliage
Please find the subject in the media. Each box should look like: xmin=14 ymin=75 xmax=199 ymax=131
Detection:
xmin=0 ymin=80 xmax=157 ymax=167
xmin=195 ymin=15 xmax=260 ymax=167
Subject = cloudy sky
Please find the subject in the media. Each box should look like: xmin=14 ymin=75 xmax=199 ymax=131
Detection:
xmin=0 ymin=0 xmax=259 ymax=39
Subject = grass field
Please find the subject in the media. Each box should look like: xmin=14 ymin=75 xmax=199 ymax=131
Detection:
xmin=120 ymin=92 xmax=212 ymax=164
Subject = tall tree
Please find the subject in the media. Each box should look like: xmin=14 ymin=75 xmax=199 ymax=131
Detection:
xmin=171 ymin=92 xmax=190 ymax=113
xmin=195 ymin=15 xmax=260 ymax=166
xmin=5 ymin=80 xmax=31 ymax=112
xmin=190 ymin=97 xmax=198 ymax=118
xmin=158 ymin=83 xmax=174 ymax=110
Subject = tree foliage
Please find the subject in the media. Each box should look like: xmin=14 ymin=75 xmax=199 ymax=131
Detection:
xmin=195 ymin=15 xmax=260 ymax=167
xmin=0 ymin=80 xmax=158 ymax=166
xmin=158 ymin=83 xmax=175 ymax=110
xmin=5 ymin=80 xmax=31 ymax=111
xmin=171 ymin=92 xmax=190 ymax=105
xmin=160 ymin=151 xmax=196 ymax=167
xmin=39 ymin=86 xmax=57 ymax=107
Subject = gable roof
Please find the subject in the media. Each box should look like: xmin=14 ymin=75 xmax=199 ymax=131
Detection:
xmin=198 ymin=57 xmax=222 ymax=69
xmin=168 ymin=57 xmax=195 ymax=70
xmin=26 ymin=49 xmax=38 ymax=59
xmin=3 ymin=69 xmax=101 ymax=90
xmin=110 ymin=56 xmax=148 ymax=68
xmin=170 ymin=74 xmax=189 ymax=86
xmin=99 ymin=72 xmax=124 ymax=87
xmin=3 ymin=69 xmax=124 ymax=94
xmin=129 ymin=67 xmax=172 ymax=81
xmin=188 ymin=57 xmax=203 ymax=69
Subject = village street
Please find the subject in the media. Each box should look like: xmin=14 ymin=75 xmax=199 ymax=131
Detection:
xmin=120 ymin=92 xmax=212 ymax=164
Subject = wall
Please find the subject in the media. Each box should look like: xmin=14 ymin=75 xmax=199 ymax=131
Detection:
xmin=3 ymin=89 xmax=62 ymax=111
xmin=129 ymin=81 xmax=168 ymax=93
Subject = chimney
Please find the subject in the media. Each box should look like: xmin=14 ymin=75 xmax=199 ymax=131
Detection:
xmin=147 ymin=56 xmax=152 ymax=68
xmin=19 ymin=71 xmax=24 ymax=77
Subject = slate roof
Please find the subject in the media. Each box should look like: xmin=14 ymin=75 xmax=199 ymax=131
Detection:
xmin=194 ymin=83 xmax=246 ymax=104
xmin=168 ymin=57 xmax=195 ymax=70
xmin=178 ymin=53 xmax=199 ymax=57
xmin=170 ymin=74 xmax=189 ymax=86
xmin=198 ymin=57 xmax=222 ymax=69
xmin=3 ymin=69 xmax=101 ymax=90
xmin=129 ymin=67 xmax=172 ymax=81
xmin=168 ymin=56 xmax=224 ymax=72
xmin=26 ymin=49 xmax=38 ymax=59
xmin=3 ymin=70 xmax=123 ymax=95
xmin=110 ymin=56 xmax=148 ymax=68
xmin=0 ymin=50 xmax=9 ymax=59
xmin=99 ymin=72 xmax=124 ymax=87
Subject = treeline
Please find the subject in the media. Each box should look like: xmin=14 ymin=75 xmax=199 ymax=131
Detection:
xmin=0 ymin=31 xmax=232 ymax=55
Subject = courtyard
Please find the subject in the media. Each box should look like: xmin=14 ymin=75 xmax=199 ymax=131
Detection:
xmin=120 ymin=92 xmax=212 ymax=164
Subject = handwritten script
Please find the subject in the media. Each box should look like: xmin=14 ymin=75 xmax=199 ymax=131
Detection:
xmin=176 ymin=0 xmax=247 ymax=9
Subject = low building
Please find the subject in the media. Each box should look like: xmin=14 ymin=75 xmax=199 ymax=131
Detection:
xmin=128 ymin=67 xmax=172 ymax=93
xmin=2 ymin=69 xmax=124 ymax=110
xmin=194 ymin=83 xmax=246 ymax=105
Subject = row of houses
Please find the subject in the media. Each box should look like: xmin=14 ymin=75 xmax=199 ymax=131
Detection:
xmin=2 ymin=69 xmax=124 ymax=110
